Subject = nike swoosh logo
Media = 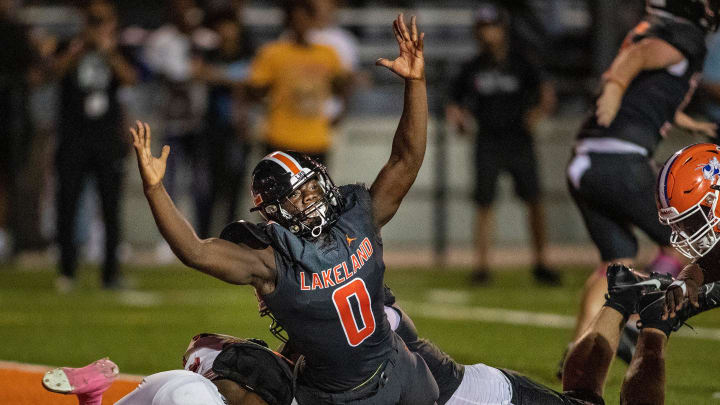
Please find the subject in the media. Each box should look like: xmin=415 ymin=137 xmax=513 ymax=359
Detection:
xmin=706 ymin=283 xmax=715 ymax=295
xmin=614 ymin=279 xmax=661 ymax=290
xmin=632 ymin=280 xmax=662 ymax=289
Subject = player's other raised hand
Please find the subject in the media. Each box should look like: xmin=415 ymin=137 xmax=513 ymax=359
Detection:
xmin=376 ymin=14 xmax=425 ymax=81
xmin=130 ymin=121 xmax=170 ymax=190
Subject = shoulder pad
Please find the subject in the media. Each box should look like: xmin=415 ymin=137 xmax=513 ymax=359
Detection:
xmin=213 ymin=341 xmax=294 ymax=405
xmin=219 ymin=221 xmax=271 ymax=249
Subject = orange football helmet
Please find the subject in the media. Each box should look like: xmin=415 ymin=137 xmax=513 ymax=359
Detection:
xmin=657 ymin=143 xmax=720 ymax=258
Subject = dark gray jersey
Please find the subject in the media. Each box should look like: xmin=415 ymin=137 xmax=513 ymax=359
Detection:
xmin=260 ymin=184 xmax=392 ymax=392
xmin=578 ymin=15 xmax=707 ymax=156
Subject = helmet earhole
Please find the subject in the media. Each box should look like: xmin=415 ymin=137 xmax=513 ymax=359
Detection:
xmin=290 ymin=225 xmax=300 ymax=233
xmin=266 ymin=205 xmax=278 ymax=214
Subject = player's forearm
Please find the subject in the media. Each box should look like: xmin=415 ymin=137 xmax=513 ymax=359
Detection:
xmin=674 ymin=110 xmax=692 ymax=127
xmin=673 ymin=110 xmax=705 ymax=133
xmin=389 ymin=78 xmax=427 ymax=171
xmin=604 ymin=39 xmax=684 ymax=91
xmin=144 ymin=184 xmax=205 ymax=267
xmin=602 ymin=46 xmax=645 ymax=91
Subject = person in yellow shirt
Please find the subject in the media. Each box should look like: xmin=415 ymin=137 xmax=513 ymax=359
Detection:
xmin=247 ymin=0 xmax=349 ymax=164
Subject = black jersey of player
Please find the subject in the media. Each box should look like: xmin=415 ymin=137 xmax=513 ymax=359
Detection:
xmin=259 ymin=184 xmax=392 ymax=392
xmin=577 ymin=15 xmax=707 ymax=156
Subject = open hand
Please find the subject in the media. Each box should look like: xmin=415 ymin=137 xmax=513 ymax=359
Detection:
xmin=130 ymin=121 xmax=170 ymax=190
xmin=376 ymin=14 xmax=425 ymax=80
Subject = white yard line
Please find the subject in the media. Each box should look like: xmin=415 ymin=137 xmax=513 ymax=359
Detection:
xmin=401 ymin=301 xmax=720 ymax=341
xmin=0 ymin=360 xmax=144 ymax=381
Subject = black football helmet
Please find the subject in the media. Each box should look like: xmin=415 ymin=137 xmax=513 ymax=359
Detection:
xmin=250 ymin=151 xmax=343 ymax=238
xmin=647 ymin=0 xmax=720 ymax=32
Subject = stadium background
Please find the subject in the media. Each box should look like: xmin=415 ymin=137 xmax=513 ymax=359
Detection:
xmin=2 ymin=1 xmax=720 ymax=404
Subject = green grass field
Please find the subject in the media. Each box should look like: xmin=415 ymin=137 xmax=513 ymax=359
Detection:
xmin=1 ymin=264 xmax=720 ymax=404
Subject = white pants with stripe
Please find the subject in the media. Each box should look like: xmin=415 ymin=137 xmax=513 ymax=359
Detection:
xmin=114 ymin=370 xmax=226 ymax=405
xmin=445 ymin=363 xmax=513 ymax=405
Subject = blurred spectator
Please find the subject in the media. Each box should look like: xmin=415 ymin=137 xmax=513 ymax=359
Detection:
xmin=0 ymin=0 xmax=36 ymax=260
xmin=307 ymin=0 xmax=358 ymax=125
xmin=20 ymin=28 xmax=59 ymax=254
xmin=53 ymin=0 xmax=137 ymax=291
xmin=702 ymin=32 xmax=720 ymax=127
xmin=247 ymin=0 xmax=350 ymax=165
xmin=192 ymin=11 xmax=254 ymax=237
xmin=445 ymin=3 xmax=560 ymax=285
xmin=142 ymin=0 xmax=216 ymax=257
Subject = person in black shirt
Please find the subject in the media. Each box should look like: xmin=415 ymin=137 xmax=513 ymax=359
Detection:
xmin=54 ymin=0 xmax=137 ymax=291
xmin=193 ymin=12 xmax=254 ymax=238
xmin=563 ymin=0 xmax=720 ymax=367
xmin=0 ymin=0 xmax=37 ymax=259
xmin=446 ymin=3 xmax=560 ymax=285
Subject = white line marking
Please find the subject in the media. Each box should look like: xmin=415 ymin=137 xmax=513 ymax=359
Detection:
xmin=0 ymin=360 xmax=144 ymax=381
xmin=115 ymin=291 xmax=163 ymax=307
xmin=427 ymin=289 xmax=471 ymax=305
xmin=401 ymin=301 xmax=720 ymax=341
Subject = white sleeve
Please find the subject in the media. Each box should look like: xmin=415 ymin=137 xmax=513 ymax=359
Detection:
xmin=384 ymin=305 xmax=401 ymax=331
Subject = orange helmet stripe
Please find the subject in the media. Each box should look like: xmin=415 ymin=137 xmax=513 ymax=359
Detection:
xmin=269 ymin=152 xmax=301 ymax=175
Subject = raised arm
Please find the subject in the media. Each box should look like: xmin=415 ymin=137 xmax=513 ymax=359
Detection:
xmin=596 ymin=37 xmax=685 ymax=127
xmin=131 ymin=121 xmax=276 ymax=290
xmin=370 ymin=14 xmax=427 ymax=228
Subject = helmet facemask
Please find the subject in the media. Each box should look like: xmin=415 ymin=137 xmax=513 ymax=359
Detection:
xmin=258 ymin=171 xmax=341 ymax=238
xmin=250 ymin=151 xmax=343 ymax=238
xmin=660 ymin=186 xmax=720 ymax=259
xmin=280 ymin=174 xmax=335 ymax=237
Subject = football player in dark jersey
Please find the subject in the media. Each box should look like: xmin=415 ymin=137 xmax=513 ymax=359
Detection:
xmin=131 ymin=13 xmax=438 ymax=405
xmin=44 ymin=263 xmax=720 ymax=405
xmin=564 ymin=0 xmax=719 ymax=366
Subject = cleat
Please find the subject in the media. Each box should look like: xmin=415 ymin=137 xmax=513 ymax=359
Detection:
xmin=700 ymin=282 xmax=720 ymax=311
xmin=635 ymin=282 xmax=720 ymax=337
xmin=636 ymin=282 xmax=720 ymax=337
xmin=42 ymin=358 xmax=118 ymax=396
xmin=646 ymin=272 xmax=675 ymax=290
xmin=533 ymin=264 xmax=562 ymax=286
xmin=604 ymin=264 xmax=674 ymax=317
xmin=604 ymin=264 xmax=645 ymax=317
xmin=469 ymin=267 xmax=492 ymax=285
xmin=636 ymin=291 xmax=691 ymax=336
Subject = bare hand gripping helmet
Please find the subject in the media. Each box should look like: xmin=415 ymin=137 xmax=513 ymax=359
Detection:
xmin=250 ymin=151 xmax=343 ymax=238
